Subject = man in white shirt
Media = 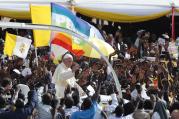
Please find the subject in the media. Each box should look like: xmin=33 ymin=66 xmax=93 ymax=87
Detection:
xmin=135 ymin=30 xmax=145 ymax=48
xmin=52 ymin=53 xmax=76 ymax=98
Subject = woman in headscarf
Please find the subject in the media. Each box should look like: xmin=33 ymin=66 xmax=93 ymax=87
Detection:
xmin=151 ymin=101 xmax=169 ymax=119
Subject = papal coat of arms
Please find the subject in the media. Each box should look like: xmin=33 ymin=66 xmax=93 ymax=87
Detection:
xmin=19 ymin=43 xmax=26 ymax=54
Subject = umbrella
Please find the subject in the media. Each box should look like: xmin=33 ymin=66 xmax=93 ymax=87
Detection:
xmin=83 ymin=38 xmax=115 ymax=58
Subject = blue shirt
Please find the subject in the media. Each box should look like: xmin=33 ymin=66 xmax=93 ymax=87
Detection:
xmin=70 ymin=101 xmax=97 ymax=119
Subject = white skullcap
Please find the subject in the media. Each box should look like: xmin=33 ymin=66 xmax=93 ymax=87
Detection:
xmin=63 ymin=53 xmax=73 ymax=60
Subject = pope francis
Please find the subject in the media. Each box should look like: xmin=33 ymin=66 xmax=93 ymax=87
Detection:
xmin=52 ymin=53 xmax=76 ymax=98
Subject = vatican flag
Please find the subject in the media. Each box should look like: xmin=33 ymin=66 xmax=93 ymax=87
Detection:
xmin=4 ymin=32 xmax=32 ymax=59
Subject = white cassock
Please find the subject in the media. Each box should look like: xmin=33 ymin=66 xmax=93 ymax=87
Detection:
xmin=52 ymin=62 xmax=75 ymax=98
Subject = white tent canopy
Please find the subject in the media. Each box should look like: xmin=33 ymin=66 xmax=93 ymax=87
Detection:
xmin=0 ymin=0 xmax=69 ymax=19
xmin=0 ymin=0 xmax=178 ymax=22
xmin=75 ymin=0 xmax=171 ymax=16
xmin=74 ymin=0 xmax=174 ymax=22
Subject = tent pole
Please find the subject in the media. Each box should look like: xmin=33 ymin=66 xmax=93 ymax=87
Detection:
xmin=172 ymin=5 xmax=175 ymax=41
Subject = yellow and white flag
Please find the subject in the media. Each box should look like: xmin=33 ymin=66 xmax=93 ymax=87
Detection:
xmin=4 ymin=32 xmax=32 ymax=59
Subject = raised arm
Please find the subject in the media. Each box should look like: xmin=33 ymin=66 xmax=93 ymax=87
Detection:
xmin=91 ymin=81 xmax=101 ymax=101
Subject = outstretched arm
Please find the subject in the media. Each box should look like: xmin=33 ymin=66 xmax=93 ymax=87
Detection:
xmin=91 ymin=81 xmax=101 ymax=101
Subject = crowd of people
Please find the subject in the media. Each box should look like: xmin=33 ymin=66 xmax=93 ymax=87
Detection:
xmin=0 ymin=22 xmax=178 ymax=119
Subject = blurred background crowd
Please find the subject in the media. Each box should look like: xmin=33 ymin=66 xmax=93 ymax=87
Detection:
xmin=0 ymin=16 xmax=178 ymax=119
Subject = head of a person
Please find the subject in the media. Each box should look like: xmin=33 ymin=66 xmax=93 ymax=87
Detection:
xmin=114 ymin=105 xmax=124 ymax=117
xmin=162 ymin=34 xmax=169 ymax=42
xmin=0 ymin=96 xmax=6 ymax=109
xmin=149 ymin=94 xmax=157 ymax=102
xmin=108 ymin=34 xmax=113 ymax=42
xmin=27 ymin=90 xmax=34 ymax=103
xmin=137 ymin=30 xmax=145 ymax=38
xmin=16 ymin=58 xmax=24 ymax=68
xmin=97 ymin=24 xmax=102 ymax=30
xmin=15 ymin=98 xmax=24 ymax=109
xmin=82 ymin=66 xmax=91 ymax=77
xmin=144 ymin=99 xmax=154 ymax=110
xmin=1 ymin=78 xmax=12 ymax=91
xmin=137 ymin=100 xmax=144 ymax=110
xmin=62 ymin=53 xmax=73 ymax=68
xmin=135 ymin=83 xmax=142 ymax=94
xmin=115 ymin=30 xmax=123 ymax=38
xmin=18 ymin=92 xmax=25 ymax=101
xmin=80 ymin=61 xmax=90 ymax=71
xmin=42 ymin=93 xmax=52 ymax=105
xmin=65 ymin=97 xmax=74 ymax=108
xmin=101 ymin=88 xmax=107 ymax=95
xmin=151 ymin=34 xmax=157 ymax=42
xmin=18 ymin=29 xmax=28 ymax=37
xmin=81 ymin=97 xmax=92 ymax=110
xmin=123 ymin=102 xmax=135 ymax=116
xmin=51 ymin=98 xmax=59 ymax=109
xmin=72 ymin=93 xmax=80 ymax=106
xmin=71 ymin=62 xmax=80 ymax=72
xmin=141 ymin=31 xmax=150 ymax=40
xmin=91 ymin=61 xmax=100 ymax=72
xmin=60 ymin=98 xmax=65 ymax=107
xmin=170 ymin=102 xmax=179 ymax=113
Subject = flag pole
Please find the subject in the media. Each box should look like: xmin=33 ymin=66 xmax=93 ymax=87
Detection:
xmin=35 ymin=47 xmax=38 ymax=66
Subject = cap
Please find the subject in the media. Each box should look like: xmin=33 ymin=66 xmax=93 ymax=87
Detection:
xmin=162 ymin=34 xmax=169 ymax=39
xmin=63 ymin=53 xmax=73 ymax=60
xmin=137 ymin=29 xmax=145 ymax=36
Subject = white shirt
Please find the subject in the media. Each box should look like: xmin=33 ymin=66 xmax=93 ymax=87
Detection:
xmin=152 ymin=112 xmax=161 ymax=119
xmin=23 ymin=59 xmax=30 ymax=68
xmin=36 ymin=104 xmax=52 ymax=119
xmin=125 ymin=52 xmax=130 ymax=59
xmin=134 ymin=38 xmax=140 ymax=48
xmin=131 ymin=89 xmax=138 ymax=100
xmin=36 ymin=87 xmax=52 ymax=119
xmin=131 ymin=87 xmax=150 ymax=100
xmin=122 ymin=114 xmax=134 ymax=119
xmin=104 ymin=94 xmax=118 ymax=114
xmin=141 ymin=85 xmax=150 ymax=100
xmin=21 ymin=67 xmax=32 ymax=77
xmin=109 ymin=115 xmax=122 ymax=119
xmin=65 ymin=106 xmax=79 ymax=117
xmin=94 ymin=104 xmax=103 ymax=119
